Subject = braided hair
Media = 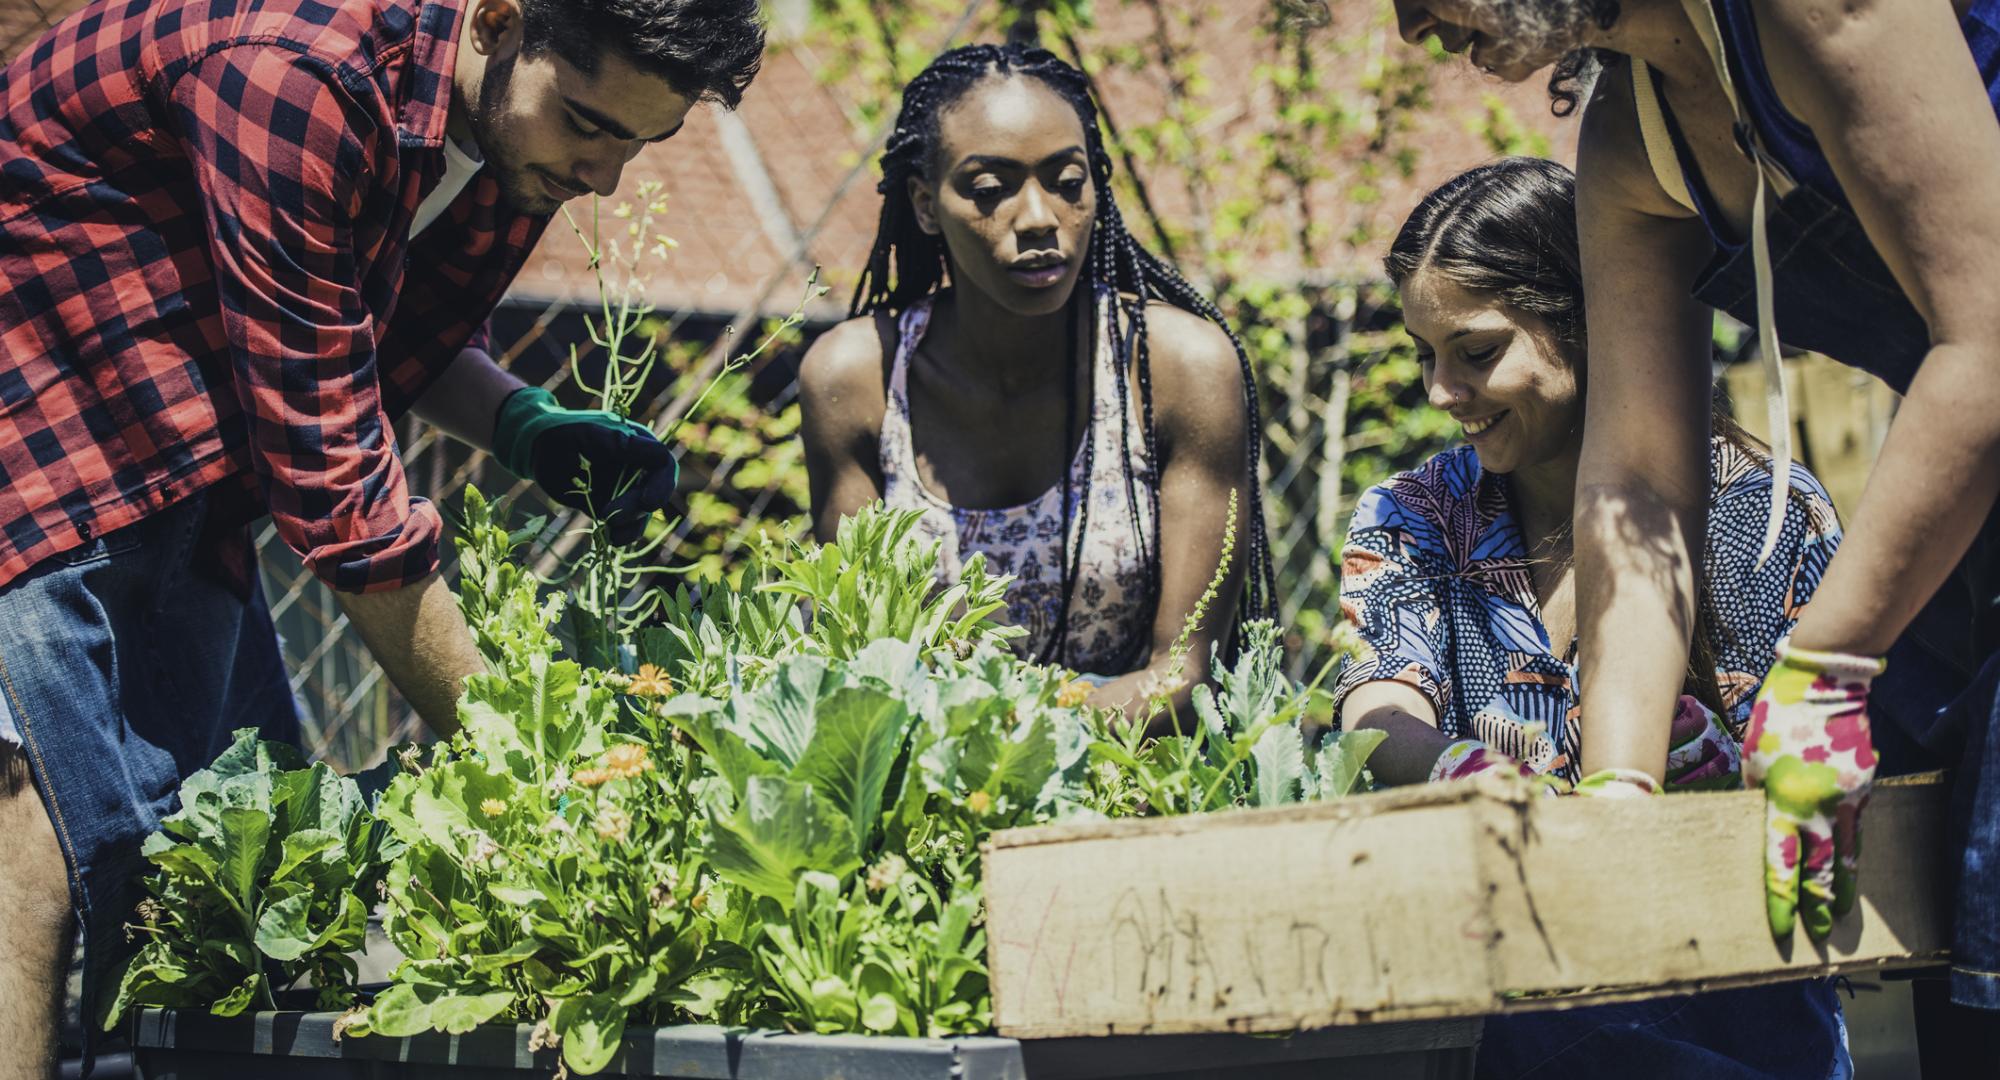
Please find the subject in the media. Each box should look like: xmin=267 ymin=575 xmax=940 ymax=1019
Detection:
xmin=852 ymin=41 xmax=1277 ymax=666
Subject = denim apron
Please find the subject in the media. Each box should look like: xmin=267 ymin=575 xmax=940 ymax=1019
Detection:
xmin=1638 ymin=0 xmax=2000 ymax=1010
xmin=0 ymin=491 xmax=301 ymax=1063
xmin=1700 ymin=181 xmax=2000 ymax=1013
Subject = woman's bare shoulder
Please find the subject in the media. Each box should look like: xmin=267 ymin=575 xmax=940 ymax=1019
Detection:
xmin=1132 ymin=300 xmax=1248 ymax=447
xmin=798 ymin=313 xmax=896 ymax=424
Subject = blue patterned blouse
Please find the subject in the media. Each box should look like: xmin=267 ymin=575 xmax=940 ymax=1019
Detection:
xmin=1331 ymin=438 xmax=1842 ymax=783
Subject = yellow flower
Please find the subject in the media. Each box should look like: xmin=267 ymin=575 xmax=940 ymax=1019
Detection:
xmin=575 ymin=744 xmax=653 ymax=789
xmin=627 ymin=664 xmax=673 ymax=699
xmin=966 ymin=790 xmax=992 ymax=817
xmin=480 ymin=798 xmax=506 ymax=818
xmin=1056 ymin=679 xmax=1091 ymax=709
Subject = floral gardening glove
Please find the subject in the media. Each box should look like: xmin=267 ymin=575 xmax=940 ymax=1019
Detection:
xmin=1568 ymin=695 xmax=1742 ymax=799
xmin=1429 ymin=739 xmax=1572 ymax=796
xmin=1571 ymin=767 xmax=1661 ymax=798
xmin=493 ymin=386 xmax=678 ymax=546
xmin=1662 ymin=694 xmax=1743 ymax=791
xmin=1744 ymin=641 xmax=1885 ymax=940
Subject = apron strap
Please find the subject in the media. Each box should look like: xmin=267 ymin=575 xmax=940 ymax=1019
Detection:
xmin=1629 ymin=58 xmax=1699 ymax=215
xmin=1676 ymin=0 xmax=1798 ymax=566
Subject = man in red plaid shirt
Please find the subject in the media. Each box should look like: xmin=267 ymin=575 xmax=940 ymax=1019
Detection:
xmin=0 ymin=0 xmax=764 ymax=1069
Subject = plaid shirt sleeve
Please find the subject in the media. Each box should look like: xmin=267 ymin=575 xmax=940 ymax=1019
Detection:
xmin=167 ymin=45 xmax=443 ymax=593
xmin=373 ymin=174 xmax=548 ymax=419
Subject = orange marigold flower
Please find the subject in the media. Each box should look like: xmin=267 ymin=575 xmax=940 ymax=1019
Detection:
xmin=575 ymin=744 xmax=651 ymax=789
xmin=627 ymin=664 xmax=673 ymax=699
xmin=604 ymin=743 xmax=652 ymax=778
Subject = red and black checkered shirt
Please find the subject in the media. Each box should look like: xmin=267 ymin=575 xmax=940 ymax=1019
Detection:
xmin=0 ymin=0 xmax=548 ymax=592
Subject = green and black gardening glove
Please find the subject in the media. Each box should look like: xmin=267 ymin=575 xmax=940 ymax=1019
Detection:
xmin=492 ymin=386 xmax=678 ymax=546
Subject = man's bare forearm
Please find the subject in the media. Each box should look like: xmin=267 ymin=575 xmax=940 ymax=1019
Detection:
xmin=411 ymin=347 xmax=526 ymax=452
xmin=334 ymin=573 xmax=482 ymax=735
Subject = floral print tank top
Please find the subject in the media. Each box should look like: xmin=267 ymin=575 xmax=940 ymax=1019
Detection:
xmin=879 ymin=289 xmax=1156 ymax=674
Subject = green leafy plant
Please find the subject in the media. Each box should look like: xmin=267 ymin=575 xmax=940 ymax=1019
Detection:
xmin=551 ymin=188 xmax=827 ymax=670
xmin=115 ymin=489 xmax=1385 ymax=1072
xmin=102 ymin=729 xmax=392 ymax=1029
xmin=1079 ymin=620 xmax=1385 ymax=818
xmin=632 ymin=503 xmax=1023 ymax=697
xmin=760 ymin=506 xmax=1023 ymax=661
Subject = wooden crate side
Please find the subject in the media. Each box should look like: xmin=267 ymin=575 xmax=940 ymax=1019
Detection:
xmin=985 ymin=795 xmax=1505 ymax=1038
xmin=988 ymin=776 xmax=1949 ymax=1038
xmin=1483 ymin=778 xmax=1949 ymax=999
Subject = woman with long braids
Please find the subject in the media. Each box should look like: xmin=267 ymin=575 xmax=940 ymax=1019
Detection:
xmin=799 ymin=42 xmax=1274 ymax=715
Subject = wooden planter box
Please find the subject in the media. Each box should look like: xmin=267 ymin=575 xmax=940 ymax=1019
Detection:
xmin=128 ymin=1008 xmax=1481 ymax=1079
xmin=983 ymin=773 xmax=1949 ymax=1038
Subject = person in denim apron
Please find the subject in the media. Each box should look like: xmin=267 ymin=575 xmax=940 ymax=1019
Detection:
xmin=1386 ymin=0 xmax=2000 ymax=1070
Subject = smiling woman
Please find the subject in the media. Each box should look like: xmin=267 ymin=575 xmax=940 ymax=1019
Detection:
xmin=1336 ymin=157 xmax=1837 ymax=788
xmin=797 ymin=43 xmax=1275 ymax=721
xmin=1334 ymin=155 xmax=1856 ymax=1080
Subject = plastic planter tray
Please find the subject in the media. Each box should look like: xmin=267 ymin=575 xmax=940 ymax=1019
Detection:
xmin=129 ymin=1008 xmax=1481 ymax=1079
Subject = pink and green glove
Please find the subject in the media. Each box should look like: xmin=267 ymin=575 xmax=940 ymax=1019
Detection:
xmin=1743 ymin=641 xmax=1885 ymax=940
xmin=1429 ymin=739 xmax=1572 ymax=796
xmin=1568 ymin=694 xmax=1743 ymax=798
xmin=1662 ymin=693 xmax=1744 ymax=791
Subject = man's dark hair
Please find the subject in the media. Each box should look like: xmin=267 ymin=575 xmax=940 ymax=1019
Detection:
xmin=519 ymin=0 xmax=765 ymax=109
xmin=853 ymin=42 xmax=1278 ymax=663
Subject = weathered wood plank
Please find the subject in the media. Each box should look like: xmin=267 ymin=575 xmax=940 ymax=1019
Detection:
xmin=985 ymin=775 xmax=1948 ymax=1038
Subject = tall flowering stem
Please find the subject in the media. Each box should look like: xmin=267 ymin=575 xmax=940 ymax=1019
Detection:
xmin=558 ymin=189 xmax=828 ymax=666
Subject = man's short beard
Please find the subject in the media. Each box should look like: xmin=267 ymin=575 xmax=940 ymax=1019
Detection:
xmin=466 ymin=52 xmax=554 ymax=214
xmin=1459 ymin=0 xmax=1611 ymax=70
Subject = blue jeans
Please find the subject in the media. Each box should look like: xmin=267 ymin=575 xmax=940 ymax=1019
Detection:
xmin=0 ymin=492 xmax=299 ymax=1050
xmin=1476 ymin=979 xmax=1850 ymax=1080
xmin=1886 ymin=645 xmax=2000 ymax=1010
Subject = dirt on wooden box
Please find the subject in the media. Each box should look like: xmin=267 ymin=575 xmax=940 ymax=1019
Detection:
xmin=981 ymin=773 xmax=1949 ymax=1039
